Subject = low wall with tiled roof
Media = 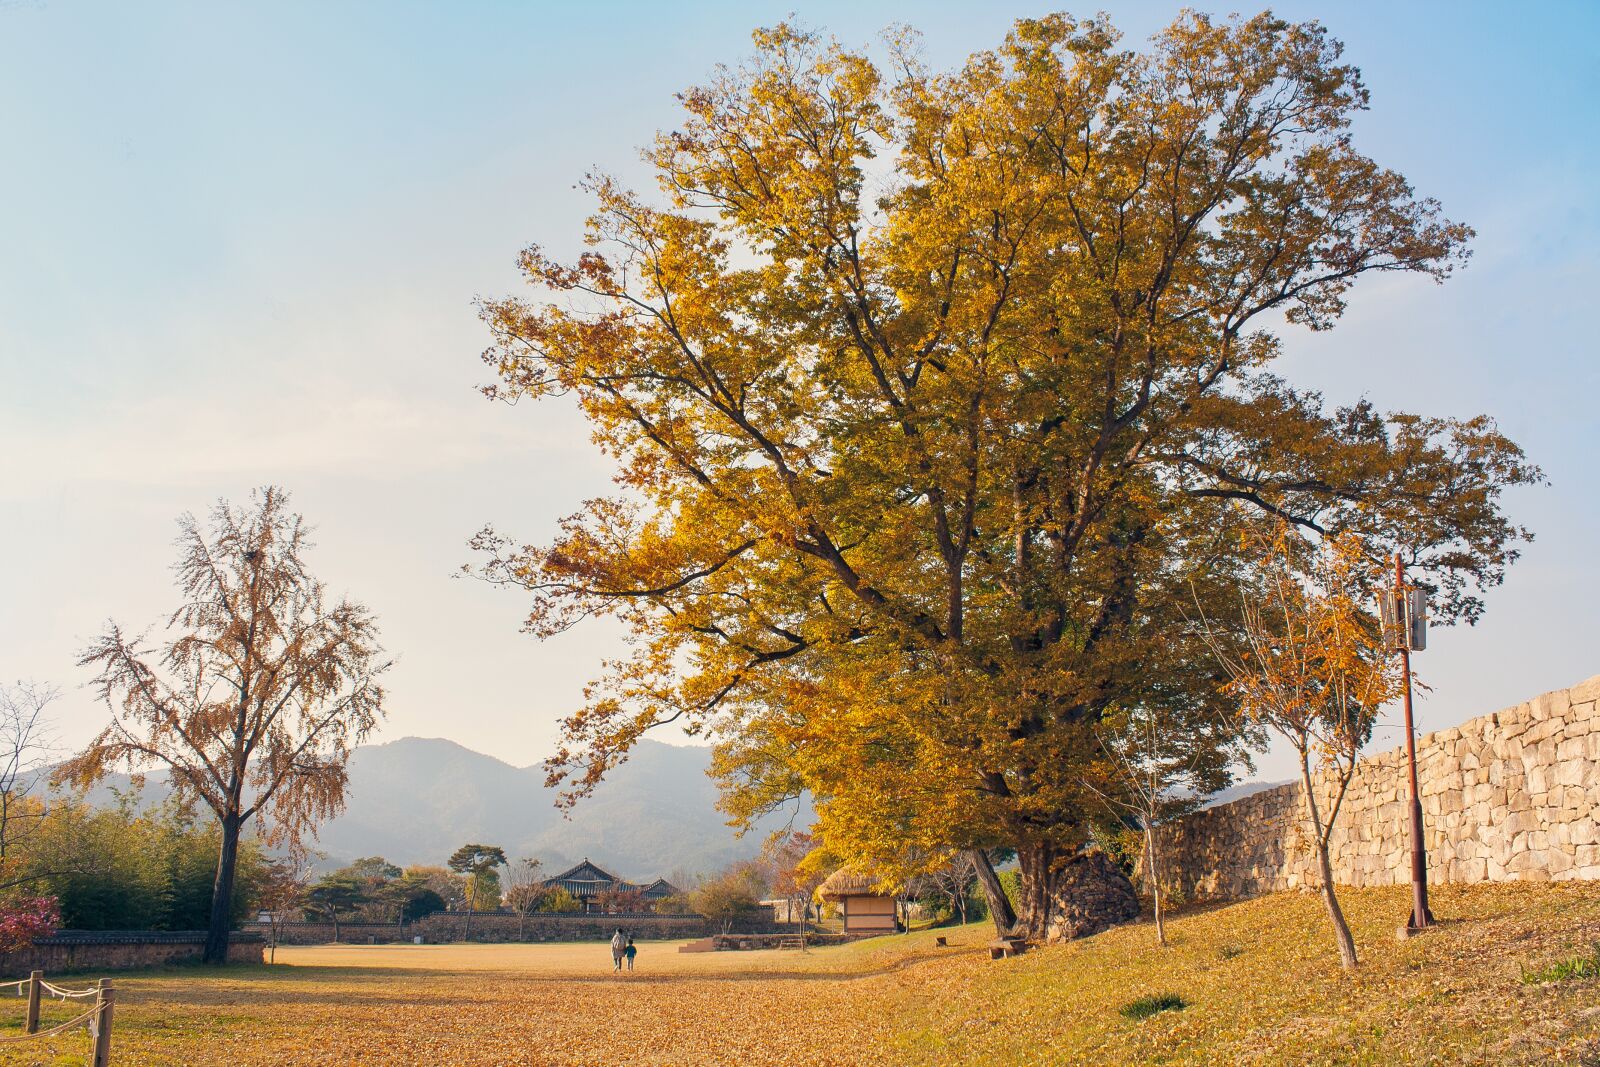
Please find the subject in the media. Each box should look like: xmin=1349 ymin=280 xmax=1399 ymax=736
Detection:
xmin=244 ymin=912 xmax=783 ymax=945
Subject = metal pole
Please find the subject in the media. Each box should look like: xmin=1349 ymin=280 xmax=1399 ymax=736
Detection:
xmin=1395 ymin=553 xmax=1434 ymax=930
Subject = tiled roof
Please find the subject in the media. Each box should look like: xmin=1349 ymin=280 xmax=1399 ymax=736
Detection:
xmin=542 ymin=858 xmax=677 ymax=899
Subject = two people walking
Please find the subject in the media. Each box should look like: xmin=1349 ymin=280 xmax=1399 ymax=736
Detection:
xmin=610 ymin=928 xmax=637 ymax=973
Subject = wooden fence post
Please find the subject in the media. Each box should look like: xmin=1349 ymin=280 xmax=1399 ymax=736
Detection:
xmin=23 ymin=970 xmax=40 ymax=1034
xmin=91 ymin=978 xmax=113 ymax=1067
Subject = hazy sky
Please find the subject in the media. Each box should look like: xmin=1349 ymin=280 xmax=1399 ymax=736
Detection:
xmin=2 ymin=1 xmax=1596 ymax=783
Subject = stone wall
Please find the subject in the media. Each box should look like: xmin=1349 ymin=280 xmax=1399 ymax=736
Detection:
xmin=0 ymin=931 xmax=265 ymax=974
xmin=1154 ymin=674 xmax=1600 ymax=900
xmin=246 ymin=912 xmax=783 ymax=945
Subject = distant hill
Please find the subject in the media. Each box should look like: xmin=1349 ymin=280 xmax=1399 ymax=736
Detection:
xmin=81 ymin=736 xmax=806 ymax=880
xmin=1201 ymin=779 xmax=1293 ymax=808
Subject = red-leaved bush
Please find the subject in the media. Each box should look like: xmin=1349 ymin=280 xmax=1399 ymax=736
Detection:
xmin=0 ymin=897 xmax=59 ymax=953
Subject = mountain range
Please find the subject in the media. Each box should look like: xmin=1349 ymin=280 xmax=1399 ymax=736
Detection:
xmin=78 ymin=736 xmax=1275 ymax=880
xmin=84 ymin=736 xmax=804 ymax=881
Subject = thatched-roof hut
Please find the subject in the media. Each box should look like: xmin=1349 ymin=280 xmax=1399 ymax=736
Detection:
xmin=818 ymin=870 xmax=897 ymax=935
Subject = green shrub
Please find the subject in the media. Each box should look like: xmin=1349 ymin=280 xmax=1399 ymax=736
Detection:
xmin=997 ymin=869 xmax=1021 ymax=911
xmin=1520 ymin=944 xmax=1600 ymax=985
xmin=28 ymin=795 xmax=266 ymax=930
xmin=1218 ymin=944 xmax=1244 ymax=960
xmin=1120 ymin=992 xmax=1186 ymax=1021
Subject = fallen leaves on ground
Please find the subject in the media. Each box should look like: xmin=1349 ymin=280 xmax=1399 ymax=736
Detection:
xmin=0 ymin=882 xmax=1595 ymax=1065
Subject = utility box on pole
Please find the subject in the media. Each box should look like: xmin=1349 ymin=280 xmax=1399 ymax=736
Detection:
xmin=1378 ymin=588 xmax=1427 ymax=652
xmin=1406 ymin=588 xmax=1427 ymax=651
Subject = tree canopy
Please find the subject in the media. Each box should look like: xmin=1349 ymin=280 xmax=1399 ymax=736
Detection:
xmin=475 ymin=12 xmax=1538 ymax=938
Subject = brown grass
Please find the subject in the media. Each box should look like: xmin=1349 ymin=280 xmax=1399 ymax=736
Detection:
xmin=0 ymin=881 xmax=1595 ymax=1065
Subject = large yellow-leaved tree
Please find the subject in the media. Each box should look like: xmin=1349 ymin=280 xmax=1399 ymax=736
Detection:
xmin=472 ymin=13 xmax=1537 ymax=940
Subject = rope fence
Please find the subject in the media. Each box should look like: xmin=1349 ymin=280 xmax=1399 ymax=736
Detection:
xmin=42 ymin=980 xmax=102 ymax=1000
xmin=0 ymin=971 xmax=115 ymax=1065
xmin=0 ymin=1005 xmax=98 ymax=1043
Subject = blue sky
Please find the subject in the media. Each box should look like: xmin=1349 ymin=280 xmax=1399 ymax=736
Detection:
xmin=1 ymin=1 xmax=1596 ymax=781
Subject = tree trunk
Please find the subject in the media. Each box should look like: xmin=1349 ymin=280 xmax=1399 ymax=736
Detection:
xmin=204 ymin=813 xmax=242 ymax=964
xmin=965 ymin=849 xmax=1016 ymax=936
xmin=1014 ymin=844 xmax=1141 ymax=943
xmin=1316 ymin=840 xmax=1358 ymax=969
xmin=1298 ymin=759 xmax=1358 ymax=969
xmin=1146 ymin=827 xmax=1166 ymax=947
xmin=1013 ymin=844 xmax=1062 ymax=941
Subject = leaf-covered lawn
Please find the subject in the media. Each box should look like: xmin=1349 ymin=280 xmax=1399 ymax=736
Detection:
xmin=892 ymin=881 xmax=1600 ymax=1066
xmin=0 ymin=882 xmax=1596 ymax=1065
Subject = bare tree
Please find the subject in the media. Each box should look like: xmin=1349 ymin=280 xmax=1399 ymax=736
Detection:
xmin=257 ymin=851 xmax=317 ymax=964
xmin=764 ymin=833 xmax=819 ymax=937
xmin=0 ymin=681 xmax=56 ymax=879
xmin=1089 ymin=702 xmax=1242 ymax=946
xmin=916 ymin=855 xmax=978 ymax=928
xmin=57 ymin=487 xmax=390 ymax=963
xmin=502 ymin=857 xmax=546 ymax=939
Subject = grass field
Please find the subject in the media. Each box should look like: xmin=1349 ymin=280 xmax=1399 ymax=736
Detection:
xmin=0 ymin=881 xmax=1597 ymax=1065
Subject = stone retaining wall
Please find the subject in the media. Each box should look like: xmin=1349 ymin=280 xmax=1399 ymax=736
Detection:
xmin=1154 ymin=674 xmax=1600 ymax=900
xmin=0 ymin=931 xmax=265 ymax=974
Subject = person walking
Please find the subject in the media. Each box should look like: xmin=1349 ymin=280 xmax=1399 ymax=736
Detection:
xmin=610 ymin=928 xmax=626 ymax=972
xmin=624 ymin=936 xmax=637 ymax=973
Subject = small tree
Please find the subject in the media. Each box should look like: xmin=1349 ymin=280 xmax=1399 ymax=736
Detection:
xmin=1088 ymin=702 xmax=1242 ymax=946
xmin=380 ymin=869 xmax=452 ymax=924
xmin=256 ymin=853 xmax=315 ymax=963
xmin=447 ymin=844 xmax=507 ymax=936
xmin=768 ymin=833 xmax=831 ymax=937
xmin=401 ymin=865 xmax=467 ymax=911
xmin=0 ymin=682 xmax=56 ymax=884
xmin=652 ymin=891 xmax=691 ymax=915
xmin=915 ymin=855 xmax=979 ymax=928
xmin=502 ymin=857 xmax=546 ymax=938
xmin=305 ymin=875 xmax=367 ymax=943
xmin=538 ymin=886 xmax=581 ymax=913
xmin=1199 ymin=527 xmax=1403 ymax=969
xmin=336 ymin=857 xmax=402 ymax=922
xmin=689 ymin=863 xmax=765 ymax=934
xmin=0 ymin=897 xmax=59 ymax=953
xmin=400 ymin=888 xmax=447 ymax=923
xmin=59 ymin=488 xmax=390 ymax=962
xmin=594 ymin=887 xmax=646 ymax=914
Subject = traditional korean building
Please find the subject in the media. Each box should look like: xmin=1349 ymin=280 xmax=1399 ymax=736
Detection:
xmin=542 ymin=859 xmax=680 ymax=913
xmin=818 ymin=869 xmax=899 ymax=935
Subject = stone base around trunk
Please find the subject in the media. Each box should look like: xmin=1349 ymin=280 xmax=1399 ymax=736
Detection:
xmin=1042 ymin=850 xmax=1141 ymax=942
